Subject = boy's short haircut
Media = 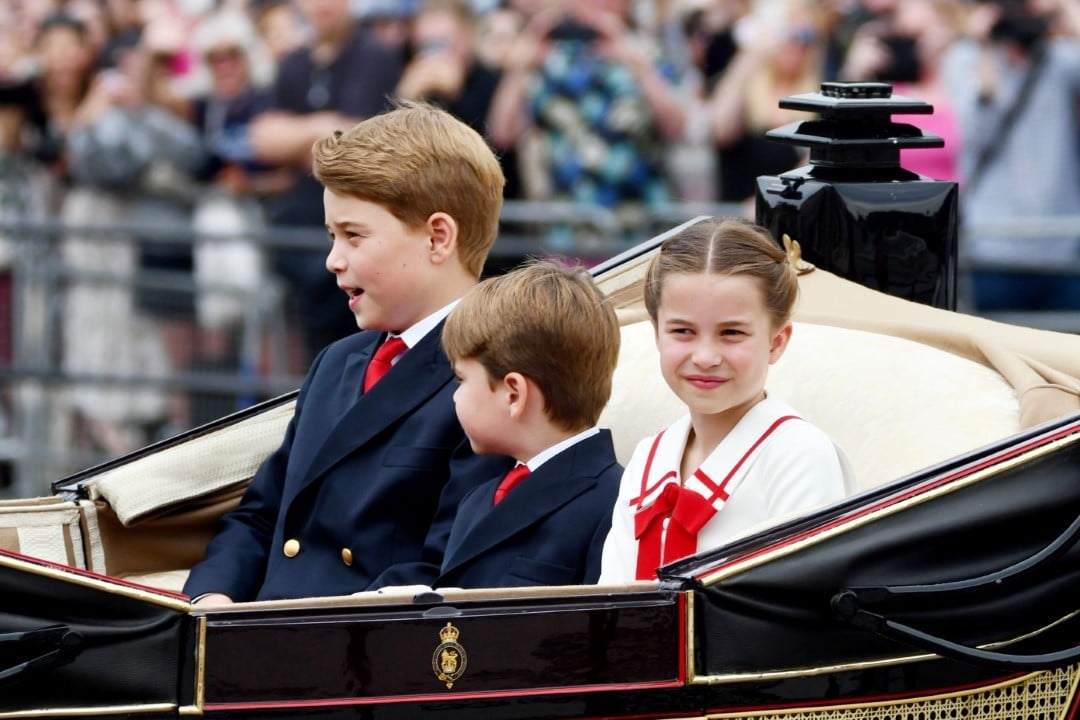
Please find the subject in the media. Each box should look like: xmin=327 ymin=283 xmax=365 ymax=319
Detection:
xmin=311 ymin=100 xmax=505 ymax=278
xmin=443 ymin=259 xmax=621 ymax=431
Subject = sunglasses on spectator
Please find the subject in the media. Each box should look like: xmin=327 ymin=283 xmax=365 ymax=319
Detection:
xmin=206 ymin=47 xmax=242 ymax=65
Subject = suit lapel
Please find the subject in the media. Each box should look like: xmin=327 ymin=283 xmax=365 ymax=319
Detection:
xmin=440 ymin=432 xmax=616 ymax=575
xmin=299 ymin=324 xmax=453 ymax=486
xmin=328 ymin=335 xmax=379 ymax=422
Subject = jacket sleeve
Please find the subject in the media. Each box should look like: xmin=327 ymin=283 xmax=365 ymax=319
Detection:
xmin=182 ymin=348 xmax=328 ymax=601
xmin=366 ymin=438 xmax=514 ymax=590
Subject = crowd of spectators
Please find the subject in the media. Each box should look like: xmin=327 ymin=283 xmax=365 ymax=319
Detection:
xmin=1 ymin=0 xmax=1079 ymax=459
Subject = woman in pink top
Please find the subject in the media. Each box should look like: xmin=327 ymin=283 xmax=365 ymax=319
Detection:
xmin=840 ymin=0 xmax=964 ymax=182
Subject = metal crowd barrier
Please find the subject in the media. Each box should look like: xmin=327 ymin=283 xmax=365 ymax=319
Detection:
xmin=0 ymin=204 xmax=1076 ymax=499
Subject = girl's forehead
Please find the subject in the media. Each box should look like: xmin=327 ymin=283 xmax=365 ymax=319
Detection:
xmin=663 ymin=270 xmax=760 ymax=291
xmin=660 ymin=273 xmax=768 ymax=307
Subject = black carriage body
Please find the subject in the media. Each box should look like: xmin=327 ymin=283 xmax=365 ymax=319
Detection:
xmin=0 ymin=553 xmax=189 ymax=718
xmin=193 ymin=590 xmax=690 ymax=720
xmin=3 ymin=415 xmax=1079 ymax=719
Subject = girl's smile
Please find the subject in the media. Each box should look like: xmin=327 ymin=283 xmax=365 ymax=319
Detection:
xmin=685 ymin=374 xmax=730 ymax=390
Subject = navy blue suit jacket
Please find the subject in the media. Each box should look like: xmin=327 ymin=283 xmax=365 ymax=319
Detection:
xmin=183 ymin=325 xmax=514 ymax=601
xmin=435 ymin=430 xmax=622 ymax=589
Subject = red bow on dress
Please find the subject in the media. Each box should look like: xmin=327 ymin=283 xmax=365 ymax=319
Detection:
xmin=633 ymin=482 xmax=717 ymax=580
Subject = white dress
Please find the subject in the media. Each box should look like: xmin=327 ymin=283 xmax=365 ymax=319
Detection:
xmin=598 ymin=396 xmax=856 ymax=583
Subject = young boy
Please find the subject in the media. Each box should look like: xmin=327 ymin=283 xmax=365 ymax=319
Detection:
xmin=436 ymin=260 xmax=623 ymax=588
xmin=183 ymin=101 xmax=515 ymax=604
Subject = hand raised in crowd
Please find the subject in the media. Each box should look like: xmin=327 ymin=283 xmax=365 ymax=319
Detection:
xmin=396 ymin=47 xmax=467 ymax=101
xmin=74 ymin=64 xmax=140 ymax=125
xmin=733 ymin=9 xmax=810 ymax=64
xmin=503 ymin=7 xmax=562 ymax=75
xmin=838 ymin=20 xmax=895 ymax=80
xmin=962 ymin=0 xmax=1002 ymax=43
xmin=575 ymin=5 xmax=647 ymax=72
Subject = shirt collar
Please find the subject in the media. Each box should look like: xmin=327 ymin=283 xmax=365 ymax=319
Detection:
xmin=393 ymin=299 xmax=461 ymax=350
xmin=524 ymin=427 xmax=600 ymax=472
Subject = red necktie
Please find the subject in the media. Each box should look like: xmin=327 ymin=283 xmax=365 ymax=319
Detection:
xmin=363 ymin=336 xmax=407 ymax=392
xmin=492 ymin=464 xmax=530 ymax=505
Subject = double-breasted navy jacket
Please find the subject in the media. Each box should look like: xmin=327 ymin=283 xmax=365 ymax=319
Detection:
xmin=184 ymin=325 xmax=513 ymax=601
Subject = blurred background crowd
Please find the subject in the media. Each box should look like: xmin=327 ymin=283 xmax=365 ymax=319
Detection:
xmin=0 ymin=0 xmax=1078 ymax=486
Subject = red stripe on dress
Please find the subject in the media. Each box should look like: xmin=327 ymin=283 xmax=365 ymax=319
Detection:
xmin=630 ymin=429 xmax=668 ymax=508
xmin=633 ymin=414 xmax=802 ymax=579
xmin=697 ymin=415 xmax=801 ymax=505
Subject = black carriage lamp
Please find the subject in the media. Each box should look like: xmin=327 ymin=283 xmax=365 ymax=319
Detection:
xmin=755 ymin=81 xmax=959 ymax=310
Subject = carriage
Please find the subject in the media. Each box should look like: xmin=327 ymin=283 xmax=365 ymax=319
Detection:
xmin=2 ymin=214 xmax=1079 ymax=719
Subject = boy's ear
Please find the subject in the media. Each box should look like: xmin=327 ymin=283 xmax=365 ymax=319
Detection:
xmin=768 ymin=321 xmax=793 ymax=364
xmin=502 ymin=371 xmax=529 ymax=420
xmin=426 ymin=212 xmax=458 ymax=265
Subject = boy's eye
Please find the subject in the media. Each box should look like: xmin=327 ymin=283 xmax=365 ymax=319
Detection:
xmin=326 ymin=229 xmax=360 ymax=244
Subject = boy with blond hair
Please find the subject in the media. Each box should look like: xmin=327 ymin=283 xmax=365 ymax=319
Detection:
xmin=436 ymin=260 xmax=623 ymax=588
xmin=184 ymin=101 xmax=515 ymax=604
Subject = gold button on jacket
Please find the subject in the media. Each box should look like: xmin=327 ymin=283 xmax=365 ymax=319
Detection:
xmin=341 ymin=548 xmax=353 ymax=566
xmin=283 ymin=538 xmax=300 ymax=557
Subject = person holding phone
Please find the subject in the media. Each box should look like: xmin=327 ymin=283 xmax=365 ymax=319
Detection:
xmin=706 ymin=0 xmax=825 ymax=205
xmin=487 ymin=0 xmax=686 ymax=249
xmin=941 ymin=0 xmax=1080 ymax=312
xmin=396 ymin=0 xmax=499 ymax=134
xmin=247 ymin=0 xmax=403 ymax=366
xmin=396 ymin=0 xmax=525 ymax=273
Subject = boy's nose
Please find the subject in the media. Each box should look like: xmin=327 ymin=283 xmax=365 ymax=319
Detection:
xmin=325 ymin=245 xmax=344 ymax=273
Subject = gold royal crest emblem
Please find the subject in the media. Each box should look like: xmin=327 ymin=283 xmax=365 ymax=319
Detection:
xmin=432 ymin=622 xmax=467 ymax=689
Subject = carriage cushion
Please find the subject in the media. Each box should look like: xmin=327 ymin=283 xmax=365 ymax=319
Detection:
xmin=0 ymin=497 xmax=88 ymax=569
xmin=90 ymin=400 xmax=296 ymax=525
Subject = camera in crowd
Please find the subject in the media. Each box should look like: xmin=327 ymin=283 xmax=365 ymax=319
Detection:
xmin=547 ymin=20 xmax=600 ymax=44
xmin=981 ymin=0 xmax=1051 ymax=53
xmin=875 ymin=33 xmax=920 ymax=84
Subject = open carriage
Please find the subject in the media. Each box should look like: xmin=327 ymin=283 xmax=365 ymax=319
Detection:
xmin=2 ymin=214 xmax=1080 ymax=720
